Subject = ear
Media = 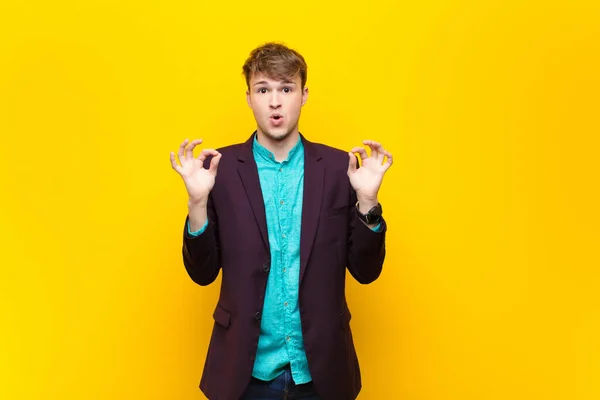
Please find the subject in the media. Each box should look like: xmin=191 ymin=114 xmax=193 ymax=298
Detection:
xmin=301 ymin=86 xmax=309 ymax=106
xmin=246 ymin=89 xmax=251 ymax=108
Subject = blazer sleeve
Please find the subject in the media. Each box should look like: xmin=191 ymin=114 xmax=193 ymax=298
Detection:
xmin=345 ymin=187 xmax=387 ymax=284
xmin=181 ymin=156 xmax=222 ymax=286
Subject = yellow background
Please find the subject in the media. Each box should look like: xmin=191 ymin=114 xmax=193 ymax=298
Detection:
xmin=1 ymin=0 xmax=599 ymax=399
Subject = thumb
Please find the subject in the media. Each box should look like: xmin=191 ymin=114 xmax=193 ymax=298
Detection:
xmin=209 ymin=152 xmax=222 ymax=174
xmin=347 ymin=152 xmax=357 ymax=175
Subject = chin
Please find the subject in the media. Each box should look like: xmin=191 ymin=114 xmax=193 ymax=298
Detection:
xmin=262 ymin=126 xmax=293 ymax=141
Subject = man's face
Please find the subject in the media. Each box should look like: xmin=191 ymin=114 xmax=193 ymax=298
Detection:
xmin=246 ymin=73 xmax=308 ymax=141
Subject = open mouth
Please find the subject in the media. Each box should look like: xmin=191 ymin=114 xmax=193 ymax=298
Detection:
xmin=270 ymin=114 xmax=284 ymax=125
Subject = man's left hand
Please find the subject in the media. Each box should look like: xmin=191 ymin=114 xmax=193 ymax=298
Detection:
xmin=347 ymin=140 xmax=393 ymax=213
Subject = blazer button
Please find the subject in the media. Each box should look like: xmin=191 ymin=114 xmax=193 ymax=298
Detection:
xmin=262 ymin=263 xmax=270 ymax=273
xmin=254 ymin=311 xmax=261 ymax=321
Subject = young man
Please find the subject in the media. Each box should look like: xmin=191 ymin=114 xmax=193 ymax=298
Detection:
xmin=170 ymin=42 xmax=393 ymax=400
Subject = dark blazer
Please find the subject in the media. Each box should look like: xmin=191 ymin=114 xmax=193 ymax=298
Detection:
xmin=181 ymin=132 xmax=387 ymax=400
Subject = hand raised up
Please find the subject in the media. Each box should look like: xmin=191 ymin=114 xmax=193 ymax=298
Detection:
xmin=348 ymin=140 xmax=393 ymax=202
xmin=170 ymin=139 xmax=222 ymax=204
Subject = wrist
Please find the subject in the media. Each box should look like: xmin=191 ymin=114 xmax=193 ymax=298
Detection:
xmin=187 ymin=198 xmax=208 ymax=233
xmin=356 ymin=197 xmax=378 ymax=214
xmin=355 ymin=200 xmax=383 ymax=226
xmin=188 ymin=196 xmax=208 ymax=208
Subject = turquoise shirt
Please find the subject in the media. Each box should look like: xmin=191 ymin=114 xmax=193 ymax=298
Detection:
xmin=250 ymin=134 xmax=311 ymax=383
xmin=187 ymin=134 xmax=381 ymax=384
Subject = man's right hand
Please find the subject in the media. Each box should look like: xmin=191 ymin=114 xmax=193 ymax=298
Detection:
xmin=170 ymin=138 xmax=222 ymax=205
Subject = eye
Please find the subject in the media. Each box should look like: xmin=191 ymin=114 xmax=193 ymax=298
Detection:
xmin=283 ymin=87 xmax=292 ymax=93
xmin=258 ymin=88 xmax=267 ymax=94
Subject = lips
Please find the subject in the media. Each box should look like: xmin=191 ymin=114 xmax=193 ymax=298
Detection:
xmin=269 ymin=114 xmax=284 ymax=126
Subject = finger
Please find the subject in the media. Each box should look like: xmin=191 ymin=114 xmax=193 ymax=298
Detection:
xmin=178 ymin=139 xmax=190 ymax=165
xmin=350 ymin=147 xmax=368 ymax=160
xmin=347 ymin=152 xmax=357 ymax=174
xmin=170 ymin=151 xmax=184 ymax=174
xmin=209 ymin=152 xmax=222 ymax=174
xmin=198 ymin=149 xmax=219 ymax=164
xmin=185 ymin=139 xmax=203 ymax=161
xmin=379 ymin=147 xmax=386 ymax=164
xmin=383 ymin=150 xmax=393 ymax=171
xmin=363 ymin=140 xmax=381 ymax=161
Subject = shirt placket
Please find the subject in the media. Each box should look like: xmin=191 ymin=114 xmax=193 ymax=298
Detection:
xmin=277 ymin=162 xmax=294 ymax=358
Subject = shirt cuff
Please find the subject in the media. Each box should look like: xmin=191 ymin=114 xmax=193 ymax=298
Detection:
xmin=187 ymin=219 xmax=208 ymax=236
xmin=370 ymin=221 xmax=382 ymax=232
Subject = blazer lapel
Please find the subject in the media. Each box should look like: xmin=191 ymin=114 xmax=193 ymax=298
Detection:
xmin=299 ymin=135 xmax=324 ymax=285
xmin=236 ymin=132 xmax=323 ymax=281
xmin=237 ymin=133 xmax=270 ymax=252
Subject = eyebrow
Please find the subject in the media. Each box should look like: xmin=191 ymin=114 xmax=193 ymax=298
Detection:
xmin=253 ymin=80 xmax=297 ymax=86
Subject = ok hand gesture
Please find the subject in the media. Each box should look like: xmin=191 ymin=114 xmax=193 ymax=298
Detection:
xmin=170 ymin=139 xmax=222 ymax=203
xmin=348 ymin=140 xmax=393 ymax=204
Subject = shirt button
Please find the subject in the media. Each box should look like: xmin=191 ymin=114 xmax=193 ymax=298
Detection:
xmin=286 ymin=336 xmax=290 ymax=341
xmin=279 ymin=168 xmax=282 ymax=172
xmin=283 ymin=268 xmax=286 ymax=272
xmin=255 ymin=312 xmax=261 ymax=321
xmin=262 ymin=263 xmax=270 ymax=273
xmin=280 ymin=200 xmax=284 ymax=205
xmin=282 ymin=233 xmax=286 ymax=238
xmin=284 ymin=302 xmax=288 ymax=307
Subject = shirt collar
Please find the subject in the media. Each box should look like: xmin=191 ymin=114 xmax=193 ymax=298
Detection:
xmin=253 ymin=133 xmax=303 ymax=163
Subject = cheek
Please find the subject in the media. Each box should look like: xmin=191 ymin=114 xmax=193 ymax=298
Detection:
xmin=251 ymin=103 xmax=267 ymax=118
xmin=287 ymin=98 xmax=303 ymax=114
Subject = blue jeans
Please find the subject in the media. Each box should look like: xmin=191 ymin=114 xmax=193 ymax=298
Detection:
xmin=239 ymin=365 xmax=322 ymax=400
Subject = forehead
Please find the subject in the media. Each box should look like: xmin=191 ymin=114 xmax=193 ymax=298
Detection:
xmin=250 ymin=72 xmax=301 ymax=86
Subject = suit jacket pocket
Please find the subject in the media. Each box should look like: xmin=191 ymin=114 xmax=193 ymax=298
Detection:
xmin=323 ymin=204 xmax=350 ymax=219
xmin=213 ymin=304 xmax=231 ymax=329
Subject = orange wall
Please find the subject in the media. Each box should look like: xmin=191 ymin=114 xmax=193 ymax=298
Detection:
xmin=1 ymin=0 xmax=598 ymax=399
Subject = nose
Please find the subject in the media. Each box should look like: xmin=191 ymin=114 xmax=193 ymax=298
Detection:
xmin=269 ymin=92 xmax=281 ymax=109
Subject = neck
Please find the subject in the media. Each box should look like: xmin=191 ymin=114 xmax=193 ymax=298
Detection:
xmin=256 ymin=130 xmax=300 ymax=162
